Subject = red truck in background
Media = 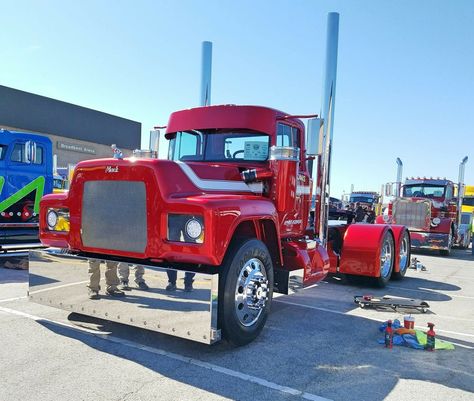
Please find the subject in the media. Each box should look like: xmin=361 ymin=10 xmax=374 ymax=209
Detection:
xmin=29 ymin=13 xmax=410 ymax=346
xmin=378 ymin=157 xmax=469 ymax=256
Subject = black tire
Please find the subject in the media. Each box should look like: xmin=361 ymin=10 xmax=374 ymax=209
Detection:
xmin=218 ymin=239 xmax=274 ymax=346
xmin=375 ymin=231 xmax=395 ymax=288
xmin=439 ymin=231 xmax=453 ymax=256
xmin=391 ymin=230 xmax=410 ymax=280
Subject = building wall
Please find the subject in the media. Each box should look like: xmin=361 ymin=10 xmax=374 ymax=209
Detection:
xmin=0 ymin=126 xmax=133 ymax=168
xmin=0 ymin=85 xmax=140 ymax=169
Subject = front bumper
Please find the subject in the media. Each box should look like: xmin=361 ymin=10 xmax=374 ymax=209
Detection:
xmin=28 ymin=249 xmax=220 ymax=344
xmin=409 ymin=231 xmax=449 ymax=250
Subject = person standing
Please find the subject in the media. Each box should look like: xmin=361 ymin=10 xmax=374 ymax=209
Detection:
xmin=166 ymin=270 xmax=195 ymax=292
xmin=354 ymin=202 xmax=365 ymax=223
xmin=118 ymin=263 xmax=149 ymax=290
xmin=366 ymin=206 xmax=376 ymax=224
xmin=87 ymin=260 xmax=125 ymax=299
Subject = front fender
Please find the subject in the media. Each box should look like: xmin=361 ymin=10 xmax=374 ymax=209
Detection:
xmin=213 ymin=199 xmax=279 ymax=264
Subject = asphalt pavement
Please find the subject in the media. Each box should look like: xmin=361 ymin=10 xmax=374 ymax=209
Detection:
xmin=0 ymin=248 xmax=473 ymax=401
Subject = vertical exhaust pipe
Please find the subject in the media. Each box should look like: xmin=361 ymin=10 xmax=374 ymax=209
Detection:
xmin=149 ymin=129 xmax=160 ymax=158
xmin=457 ymin=156 xmax=468 ymax=226
xmin=396 ymin=157 xmax=403 ymax=197
xmin=53 ymin=154 xmax=58 ymax=175
xmin=317 ymin=12 xmax=339 ymax=246
xmin=200 ymin=41 xmax=213 ymax=106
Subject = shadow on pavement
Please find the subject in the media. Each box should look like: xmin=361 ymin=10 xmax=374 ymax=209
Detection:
xmin=36 ymin=297 xmax=474 ymax=401
xmin=0 ymin=266 xmax=28 ymax=284
xmin=327 ymin=273 xmax=459 ymax=303
xmin=413 ymin=248 xmax=473 ymax=261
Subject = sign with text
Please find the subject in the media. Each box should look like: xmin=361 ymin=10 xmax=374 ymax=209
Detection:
xmin=57 ymin=141 xmax=96 ymax=155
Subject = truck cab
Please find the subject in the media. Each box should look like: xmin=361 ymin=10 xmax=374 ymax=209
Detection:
xmin=349 ymin=191 xmax=382 ymax=215
xmin=0 ymin=130 xmax=53 ymax=246
xmin=380 ymin=178 xmax=458 ymax=255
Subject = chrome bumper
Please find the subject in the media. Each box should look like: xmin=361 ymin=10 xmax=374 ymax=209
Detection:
xmin=28 ymin=250 xmax=220 ymax=344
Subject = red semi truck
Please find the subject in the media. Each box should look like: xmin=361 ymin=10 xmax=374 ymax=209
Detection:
xmin=29 ymin=13 xmax=410 ymax=345
xmin=378 ymin=157 xmax=469 ymax=256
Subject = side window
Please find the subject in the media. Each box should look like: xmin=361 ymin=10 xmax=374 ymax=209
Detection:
xmin=446 ymin=185 xmax=453 ymax=200
xmin=276 ymin=123 xmax=300 ymax=149
xmin=170 ymin=131 xmax=203 ymax=161
xmin=11 ymin=143 xmax=25 ymax=163
xmin=10 ymin=143 xmax=43 ymax=164
xmin=34 ymin=146 xmax=43 ymax=165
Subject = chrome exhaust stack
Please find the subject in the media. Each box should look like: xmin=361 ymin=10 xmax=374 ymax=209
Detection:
xmin=132 ymin=128 xmax=161 ymax=159
xmin=317 ymin=12 xmax=340 ymax=247
xmin=53 ymin=154 xmax=58 ymax=175
xmin=200 ymin=41 xmax=213 ymax=106
xmin=396 ymin=157 xmax=403 ymax=197
xmin=457 ymin=156 xmax=468 ymax=226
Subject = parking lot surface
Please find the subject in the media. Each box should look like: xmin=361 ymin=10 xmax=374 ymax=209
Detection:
xmin=1 ymin=249 xmax=473 ymax=401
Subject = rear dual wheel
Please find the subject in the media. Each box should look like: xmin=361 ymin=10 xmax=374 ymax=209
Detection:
xmin=218 ymin=239 xmax=274 ymax=346
xmin=375 ymin=231 xmax=395 ymax=288
xmin=391 ymin=230 xmax=410 ymax=280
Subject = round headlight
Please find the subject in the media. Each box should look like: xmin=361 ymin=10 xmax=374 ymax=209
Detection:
xmin=47 ymin=210 xmax=58 ymax=229
xmin=185 ymin=218 xmax=202 ymax=239
xmin=432 ymin=217 xmax=441 ymax=225
xmin=383 ymin=214 xmax=390 ymax=222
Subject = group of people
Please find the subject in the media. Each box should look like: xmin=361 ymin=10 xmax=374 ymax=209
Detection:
xmin=345 ymin=202 xmax=376 ymax=224
xmin=87 ymin=260 xmax=195 ymax=299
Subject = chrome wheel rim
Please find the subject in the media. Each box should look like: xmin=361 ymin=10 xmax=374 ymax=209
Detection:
xmin=399 ymin=234 xmax=409 ymax=272
xmin=380 ymin=236 xmax=393 ymax=278
xmin=234 ymin=258 xmax=269 ymax=327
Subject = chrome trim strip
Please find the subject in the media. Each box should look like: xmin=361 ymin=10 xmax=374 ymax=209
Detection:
xmin=176 ymin=161 xmax=263 ymax=193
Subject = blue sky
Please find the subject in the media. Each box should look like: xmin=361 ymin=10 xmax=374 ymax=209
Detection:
xmin=1 ymin=0 xmax=473 ymax=198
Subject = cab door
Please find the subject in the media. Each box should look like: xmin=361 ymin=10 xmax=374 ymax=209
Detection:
xmin=4 ymin=141 xmax=46 ymax=221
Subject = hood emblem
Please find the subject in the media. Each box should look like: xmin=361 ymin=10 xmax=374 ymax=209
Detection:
xmin=105 ymin=166 xmax=119 ymax=173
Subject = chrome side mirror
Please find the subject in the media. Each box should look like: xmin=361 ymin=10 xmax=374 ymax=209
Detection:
xmin=306 ymin=118 xmax=323 ymax=157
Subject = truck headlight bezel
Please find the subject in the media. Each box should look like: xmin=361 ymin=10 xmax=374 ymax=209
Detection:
xmin=47 ymin=210 xmax=58 ymax=229
xmin=431 ymin=217 xmax=441 ymax=227
xmin=46 ymin=208 xmax=70 ymax=232
xmin=168 ymin=214 xmax=204 ymax=244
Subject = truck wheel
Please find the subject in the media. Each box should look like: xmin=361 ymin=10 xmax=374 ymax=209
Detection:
xmin=375 ymin=231 xmax=395 ymax=288
xmin=218 ymin=239 xmax=273 ymax=346
xmin=391 ymin=230 xmax=410 ymax=280
xmin=439 ymin=232 xmax=453 ymax=256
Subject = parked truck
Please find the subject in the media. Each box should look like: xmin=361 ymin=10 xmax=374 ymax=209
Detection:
xmin=378 ymin=157 xmax=469 ymax=255
xmin=29 ymin=13 xmax=410 ymax=345
xmin=349 ymin=191 xmax=382 ymax=215
xmin=0 ymin=130 xmax=54 ymax=250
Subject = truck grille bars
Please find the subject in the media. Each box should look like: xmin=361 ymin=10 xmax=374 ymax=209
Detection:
xmin=81 ymin=181 xmax=147 ymax=253
xmin=392 ymin=199 xmax=431 ymax=231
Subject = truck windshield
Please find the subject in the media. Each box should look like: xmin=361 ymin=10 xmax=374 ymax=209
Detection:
xmin=350 ymin=196 xmax=375 ymax=204
xmin=168 ymin=130 xmax=270 ymax=162
xmin=0 ymin=145 xmax=5 ymax=160
xmin=403 ymin=185 xmax=445 ymax=198
xmin=463 ymin=197 xmax=474 ymax=207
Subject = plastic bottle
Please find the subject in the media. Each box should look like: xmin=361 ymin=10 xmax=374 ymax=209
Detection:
xmin=384 ymin=320 xmax=393 ymax=349
xmin=426 ymin=323 xmax=436 ymax=351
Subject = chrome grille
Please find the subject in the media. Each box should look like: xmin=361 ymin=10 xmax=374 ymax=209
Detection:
xmin=81 ymin=181 xmax=147 ymax=253
xmin=392 ymin=199 xmax=431 ymax=230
